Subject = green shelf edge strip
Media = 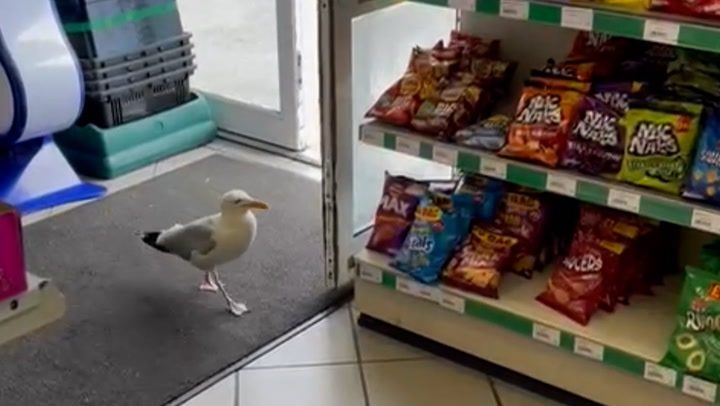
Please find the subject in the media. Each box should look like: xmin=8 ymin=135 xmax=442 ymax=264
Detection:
xmin=63 ymin=2 xmax=177 ymax=33
xmin=410 ymin=0 xmax=720 ymax=53
xmin=366 ymin=267 xmax=718 ymax=403
xmin=372 ymin=129 xmax=703 ymax=233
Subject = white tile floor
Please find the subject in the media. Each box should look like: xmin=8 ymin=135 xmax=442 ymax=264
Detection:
xmin=181 ymin=304 xmax=564 ymax=406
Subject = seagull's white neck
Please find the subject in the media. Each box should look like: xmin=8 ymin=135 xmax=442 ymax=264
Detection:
xmin=220 ymin=208 xmax=254 ymax=224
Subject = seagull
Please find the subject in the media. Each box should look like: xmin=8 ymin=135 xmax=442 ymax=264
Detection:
xmin=140 ymin=189 xmax=269 ymax=316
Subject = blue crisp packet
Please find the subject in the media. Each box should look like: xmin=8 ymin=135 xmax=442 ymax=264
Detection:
xmin=685 ymin=109 xmax=720 ymax=204
xmin=392 ymin=192 xmax=460 ymax=284
xmin=455 ymin=174 xmax=503 ymax=221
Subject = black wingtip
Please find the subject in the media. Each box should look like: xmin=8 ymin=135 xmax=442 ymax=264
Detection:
xmin=141 ymin=231 xmax=170 ymax=253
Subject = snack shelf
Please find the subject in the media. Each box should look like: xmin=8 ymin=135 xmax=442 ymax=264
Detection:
xmin=360 ymin=120 xmax=720 ymax=237
xmin=409 ymin=0 xmax=720 ymax=52
xmin=0 ymin=274 xmax=66 ymax=348
xmin=354 ymin=248 xmax=719 ymax=404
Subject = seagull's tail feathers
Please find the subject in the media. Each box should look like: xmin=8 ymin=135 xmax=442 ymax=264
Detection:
xmin=141 ymin=231 xmax=170 ymax=253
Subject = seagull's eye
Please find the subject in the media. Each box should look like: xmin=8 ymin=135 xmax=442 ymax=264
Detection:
xmin=234 ymin=198 xmax=244 ymax=205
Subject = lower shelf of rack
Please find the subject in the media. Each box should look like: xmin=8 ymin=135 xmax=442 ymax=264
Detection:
xmin=353 ymin=249 xmax=715 ymax=405
xmin=0 ymin=274 xmax=66 ymax=347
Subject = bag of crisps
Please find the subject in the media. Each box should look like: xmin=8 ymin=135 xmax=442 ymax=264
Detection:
xmin=499 ymin=86 xmax=584 ymax=167
xmin=442 ymin=226 xmax=519 ymax=298
xmin=454 ymin=173 xmax=504 ymax=222
xmin=618 ymin=103 xmax=702 ymax=194
xmin=662 ymin=267 xmax=720 ymax=381
xmin=685 ymin=109 xmax=720 ymax=204
xmin=366 ymin=173 xmax=428 ymax=256
xmin=392 ymin=192 xmax=462 ymax=284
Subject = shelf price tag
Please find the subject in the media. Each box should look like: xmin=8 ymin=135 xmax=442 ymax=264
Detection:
xmin=683 ymin=375 xmax=717 ymax=402
xmin=396 ymin=138 xmax=420 ymax=156
xmin=480 ymin=157 xmax=507 ymax=180
xmin=546 ymin=173 xmax=577 ymax=197
xmin=449 ymin=0 xmax=476 ymax=10
xmin=692 ymin=209 xmax=720 ymax=234
xmin=643 ymin=20 xmax=680 ymax=45
xmin=397 ymin=279 xmax=439 ymax=303
xmin=532 ymin=323 xmax=560 ymax=347
xmin=561 ymin=7 xmax=593 ymax=31
xmin=573 ymin=337 xmax=604 ymax=361
xmin=359 ymin=267 xmax=382 ymax=284
xmin=500 ymin=0 xmax=529 ymax=19
xmin=433 ymin=145 xmax=458 ymax=167
xmin=607 ymin=189 xmax=641 ymax=213
xmin=362 ymin=130 xmax=384 ymax=147
xmin=643 ymin=362 xmax=677 ymax=387
xmin=439 ymin=292 xmax=465 ymax=314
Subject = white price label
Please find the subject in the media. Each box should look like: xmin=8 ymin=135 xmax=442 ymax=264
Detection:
xmin=434 ymin=145 xmax=458 ymax=167
xmin=643 ymin=362 xmax=677 ymax=387
xmin=692 ymin=209 xmax=720 ymax=234
xmin=480 ymin=158 xmax=507 ymax=179
xmin=561 ymin=7 xmax=593 ymax=31
xmin=643 ymin=20 xmax=680 ymax=45
xmin=573 ymin=337 xmax=604 ymax=361
xmin=359 ymin=267 xmax=382 ymax=284
xmin=396 ymin=138 xmax=420 ymax=156
xmin=363 ymin=130 xmax=384 ymax=146
xmin=396 ymin=279 xmax=416 ymax=295
xmin=532 ymin=323 xmax=561 ymax=347
xmin=416 ymin=285 xmax=440 ymax=303
xmin=607 ymin=189 xmax=641 ymax=213
xmin=439 ymin=293 xmax=465 ymax=314
xmin=683 ymin=376 xmax=717 ymax=402
xmin=546 ymin=174 xmax=577 ymax=197
xmin=500 ymin=0 xmax=529 ymax=19
xmin=449 ymin=0 xmax=476 ymax=10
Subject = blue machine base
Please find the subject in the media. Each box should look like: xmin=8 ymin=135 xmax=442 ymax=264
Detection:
xmin=0 ymin=136 xmax=106 ymax=215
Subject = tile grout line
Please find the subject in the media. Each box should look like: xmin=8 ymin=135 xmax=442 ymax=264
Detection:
xmin=488 ymin=377 xmax=504 ymax=406
xmin=234 ymin=370 xmax=240 ymax=406
xmin=348 ymin=306 xmax=372 ymax=406
xmin=242 ymin=356 xmax=433 ymax=371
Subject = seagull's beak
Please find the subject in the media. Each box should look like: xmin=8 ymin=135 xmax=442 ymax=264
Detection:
xmin=245 ymin=200 xmax=270 ymax=211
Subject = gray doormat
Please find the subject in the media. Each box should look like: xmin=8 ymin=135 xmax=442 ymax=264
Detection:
xmin=0 ymin=154 xmax=344 ymax=406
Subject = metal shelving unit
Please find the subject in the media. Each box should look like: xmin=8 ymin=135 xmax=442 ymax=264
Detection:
xmin=322 ymin=1 xmax=720 ymax=404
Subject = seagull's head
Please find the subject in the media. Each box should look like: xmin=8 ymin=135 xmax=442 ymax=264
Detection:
xmin=220 ymin=189 xmax=270 ymax=214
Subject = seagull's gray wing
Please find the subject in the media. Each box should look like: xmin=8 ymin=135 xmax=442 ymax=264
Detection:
xmin=157 ymin=216 xmax=218 ymax=261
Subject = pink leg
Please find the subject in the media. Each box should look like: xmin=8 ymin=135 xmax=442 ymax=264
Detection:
xmin=199 ymin=272 xmax=218 ymax=292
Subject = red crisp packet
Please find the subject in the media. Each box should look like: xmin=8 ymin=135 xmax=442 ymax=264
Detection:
xmin=536 ymin=236 xmax=626 ymax=325
xmin=499 ymin=86 xmax=584 ymax=167
xmin=366 ymin=174 xmax=428 ymax=256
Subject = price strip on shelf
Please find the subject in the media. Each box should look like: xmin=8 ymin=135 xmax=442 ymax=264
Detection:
xmin=359 ymin=266 xmax=382 ymax=284
xmin=607 ymin=189 xmax=641 ymax=213
xmin=682 ymin=375 xmax=717 ymax=403
xmin=691 ymin=209 xmax=720 ymax=235
xmin=532 ymin=323 xmax=561 ymax=347
xmin=573 ymin=337 xmax=604 ymax=361
xmin=397 ymin=279 xmax=440 ymax=303
xmin=449 ymin=0 xmax=476 ymax=10
xmin=500 ymin=0 xmax=529 ymax=20
xmin=362 ymin=130 xmax=384 ymax=147
xmin=396 ymin=138 xmax=421 ymax=157
xmin=561 ymin=7 xmax=593 ymax=31
xmin=546 ymin=173 xmax=577 ymax=197
xmin=643 ymin=362 xmax=677 ymax=387
xmin=433 ymin=145 xmax=458 ymax=167
xmin=480 ymin=157 xmax=507 ymax=180
xmin=439 ymin=292 xmax=465 ymax=314
xmin=643 ymin=19 xmax=680 ymax=45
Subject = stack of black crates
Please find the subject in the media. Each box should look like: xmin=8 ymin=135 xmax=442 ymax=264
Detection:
xmin=55 ymin=0 xmax=196 ymax=128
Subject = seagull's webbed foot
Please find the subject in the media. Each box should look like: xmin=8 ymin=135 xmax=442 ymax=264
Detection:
xmin=199 ymin=272 xmax=219 ymax=292
xmin=211 ymin=269 xmax=249 ymax=317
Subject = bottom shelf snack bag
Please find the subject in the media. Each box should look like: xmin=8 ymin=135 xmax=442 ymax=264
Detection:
xmin=392 ymin=192 xmax=462 ymax=284
xmin=685 ymin=110 xmax=720 ymax=204
xmin=662 ymin=267 xmax=720 ymax=381
xmin=442 ymin=226 xmax=519 ymax=298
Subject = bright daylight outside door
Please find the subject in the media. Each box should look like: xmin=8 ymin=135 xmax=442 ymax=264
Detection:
xmin=177 ymin=0 xmax=319 ymax=157
xmin=321 ymin=2 xmax=457 ymax=286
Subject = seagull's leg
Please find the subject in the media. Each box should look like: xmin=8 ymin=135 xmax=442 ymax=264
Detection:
xmin=198 ymin=271 xmax=219 ymax=292
xmin=210 ymin=269 xmax=248 ymax=316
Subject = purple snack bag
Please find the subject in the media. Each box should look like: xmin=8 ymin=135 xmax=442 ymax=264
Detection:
xmin=366 ymin=173 xmax=428 ymax=256
xmin=592 ymin=81 xmax=644 ymax=114
xmin=561 ymin=96 xmax=624 ymax=176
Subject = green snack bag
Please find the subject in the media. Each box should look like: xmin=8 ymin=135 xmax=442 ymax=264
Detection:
xmin=618 ymin=105 xmax=702 ymax=194
xmin=662 ymin=267 xmax=720 ymax=381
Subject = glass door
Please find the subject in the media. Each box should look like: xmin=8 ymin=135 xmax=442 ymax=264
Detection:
xmin=177 ymin=0 xmax=310 ymax=152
